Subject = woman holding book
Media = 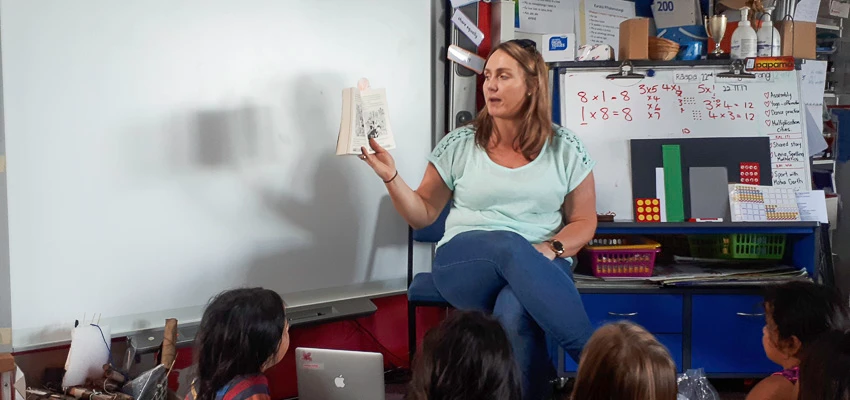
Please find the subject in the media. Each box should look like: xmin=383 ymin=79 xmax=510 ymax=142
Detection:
xmin=360 ymin=39 xmax=596 ymax=400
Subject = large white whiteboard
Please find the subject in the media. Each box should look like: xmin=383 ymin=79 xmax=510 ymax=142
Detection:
xmin=560 ymin=67 xmax=810 ymax=220
xmin=2 ymin=0 xmax=433 ymax=348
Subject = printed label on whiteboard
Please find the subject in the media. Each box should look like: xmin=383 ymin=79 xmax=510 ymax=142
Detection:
xmin=673 ymin=71 xmax=714 ymax=84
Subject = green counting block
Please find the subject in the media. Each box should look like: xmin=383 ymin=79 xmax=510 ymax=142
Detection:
xmin=662 ymin=145 xmax=685 ymax=222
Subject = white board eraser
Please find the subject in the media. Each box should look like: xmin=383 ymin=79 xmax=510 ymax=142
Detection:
xmin=447 ymin=45 xmax=486 ymax=74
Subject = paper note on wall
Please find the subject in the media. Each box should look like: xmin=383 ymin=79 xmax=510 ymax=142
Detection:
xmin=450 ymin=0 xmax=479 ymax=8
xmin=517 ymin=0 xmax=576 ymax=34
xmin=578 ymin=0 xmax=636 ymax=57
xmin=801 ymin=60 xmax=827 ymax=106
xmin=451 ymin=9 xmax=485 ymax=46
xmin=796 ymin=190 xmax=828 ymax=223
xmin=794 ymin=0 xmax=821 ymax=22
xmin=801 ymin=60 xmax=828 ymax=156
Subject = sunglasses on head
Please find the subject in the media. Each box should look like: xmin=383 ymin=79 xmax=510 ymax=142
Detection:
xmin=510 ymin=39 xmax=538 ymax=52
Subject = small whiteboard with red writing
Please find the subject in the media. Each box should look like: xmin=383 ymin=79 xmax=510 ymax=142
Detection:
xmin=560 ymin=68 xmax=810 ymax=221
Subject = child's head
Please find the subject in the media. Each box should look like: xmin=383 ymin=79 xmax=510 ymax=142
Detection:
xmin=761 ymin=281 xmax=850 ymax=366
xmin=571 ymin=321 xmax=677 ymax=400
xmin=408 ymin=311 xmax=521 ymax=400
xmin=798 ymin=329 xmax=850 ymax=400
xmin=194 ymin=288 xmax=289 ymax=400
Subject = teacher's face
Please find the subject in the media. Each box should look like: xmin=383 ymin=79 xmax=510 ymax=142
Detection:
xmin=483 ymin=50 xmax=528 ymax=120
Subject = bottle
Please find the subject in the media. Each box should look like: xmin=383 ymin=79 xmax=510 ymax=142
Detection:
xmin=730 ymin=7 xmax=757 ymax=59
xmin=757 ymin=7 xmax=781 ymax=56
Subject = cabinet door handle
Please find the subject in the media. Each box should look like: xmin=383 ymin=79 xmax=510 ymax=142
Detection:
xmin=608 ymin=312 xmax=638 ymax=317
xmin=736 ymin=312 xmax=765 ymax=317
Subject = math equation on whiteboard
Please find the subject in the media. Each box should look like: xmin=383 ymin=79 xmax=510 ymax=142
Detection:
xmin=574 ymin=83 xmax=769 ymax=126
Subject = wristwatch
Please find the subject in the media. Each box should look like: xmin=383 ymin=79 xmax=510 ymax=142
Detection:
xmin=547 ymin=239 xmax=565 ymax=257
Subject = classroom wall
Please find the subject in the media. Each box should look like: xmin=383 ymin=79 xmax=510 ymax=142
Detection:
xmin=0 ymin=36 xmax=10 ymax=354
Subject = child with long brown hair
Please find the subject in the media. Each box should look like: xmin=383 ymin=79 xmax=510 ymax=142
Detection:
xmin=570 ymin=321 xmax=678 ymax=400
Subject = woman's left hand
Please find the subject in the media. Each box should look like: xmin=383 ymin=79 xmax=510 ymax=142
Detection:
xmin=533 ymin=243 xmax=556 ymax=261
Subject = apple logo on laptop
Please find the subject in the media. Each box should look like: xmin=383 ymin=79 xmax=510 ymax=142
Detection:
xmin=334 ymin=375 xmax=345 ymax=388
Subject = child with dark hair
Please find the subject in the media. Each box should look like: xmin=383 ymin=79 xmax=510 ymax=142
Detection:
xmin=187 ymin=288 xmax=289 ymax=400
xmin=746 ymin=281 xmax=850 ymax=400
xmin=798 ymin=329 xmax=850 ymax=400
xmin=407 ymin=311 xmax=521 ymax=400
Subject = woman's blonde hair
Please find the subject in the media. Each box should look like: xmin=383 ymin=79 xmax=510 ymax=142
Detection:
xmin=473 ymin=39 xmax=552 ymax=161
xmin=571 ymin=321 xmax=678 ymax=400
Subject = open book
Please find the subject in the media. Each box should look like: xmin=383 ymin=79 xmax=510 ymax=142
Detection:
xmin=336 ymin=86 xmax=396 ymax=155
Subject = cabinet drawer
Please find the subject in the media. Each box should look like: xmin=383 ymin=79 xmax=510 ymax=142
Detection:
xmin=563 ymin=333 xmax=683 ymax=373
xmin=581 ymin=294 xmax=684 ymax=333
xmin=692 ymin=295 xmax=775 ymax=373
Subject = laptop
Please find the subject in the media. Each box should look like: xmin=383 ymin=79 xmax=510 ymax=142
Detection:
xmin=295 ymin=347 xmax=385 ymax=400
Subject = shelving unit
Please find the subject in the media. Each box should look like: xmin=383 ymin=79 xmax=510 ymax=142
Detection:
xmin=559 ymin=222 xmax=822 ymax=376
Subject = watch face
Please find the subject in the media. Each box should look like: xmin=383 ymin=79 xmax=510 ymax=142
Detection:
xmin=552 ymin=240 xmax=565 ymax=252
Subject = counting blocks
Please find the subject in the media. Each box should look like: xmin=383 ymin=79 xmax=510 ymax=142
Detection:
xmin=635 ymin=198 xmax=661 ymax=222
xmin=740 ymin=162 xmax=760 ymax=184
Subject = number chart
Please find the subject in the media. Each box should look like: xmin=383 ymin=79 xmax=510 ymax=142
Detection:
xmin=560 ymin=68 xmax=810 ymax=221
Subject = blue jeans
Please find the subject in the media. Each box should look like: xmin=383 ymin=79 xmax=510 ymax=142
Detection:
xmin=432 ymin=230 xmax=593 ymax=400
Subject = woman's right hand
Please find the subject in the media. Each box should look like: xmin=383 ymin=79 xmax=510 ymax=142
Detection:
xmin=360 ymin=137 xmax=397 ymax=182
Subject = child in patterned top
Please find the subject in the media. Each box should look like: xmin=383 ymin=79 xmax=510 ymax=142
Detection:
xmin=186 ymin=288 xmax=290 ymax=400
xmin=746 ymin=281 xmax=850 ymax=400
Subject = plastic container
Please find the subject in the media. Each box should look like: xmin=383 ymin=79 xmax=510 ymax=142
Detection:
xmin=582 ymin=236 xmax=661 ymax=278
xmin=687 ymin=234 xmax=786 ymax=260
xmin=731 ymin=7 xmax=757 ymax=59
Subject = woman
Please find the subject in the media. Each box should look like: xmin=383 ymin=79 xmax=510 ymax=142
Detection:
xmin=407 ymin=311 xmax=521 ymax=400
xmin=360 ymin=39 xmax=596 ymax=400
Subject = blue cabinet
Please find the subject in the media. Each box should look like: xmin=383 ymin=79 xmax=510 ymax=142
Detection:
xmin=563 ymin=294 xmax=684 ymax=373
xmin=691 ymin=295 xmax=776 ymax=374
xmin=582 ymin=294 xmax=683 ymax=333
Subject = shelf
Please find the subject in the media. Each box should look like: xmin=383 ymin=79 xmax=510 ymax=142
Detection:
xmin=824 ymin=92 xmax=837 ymax=98
xmin=549 ymin=59 xmax=736 ymax=70
xmin=817 ymin=23 xmax=841 ymax=31
xmin=813 ymin=159 xmax=836 ymax=165
xmin=548 ymin=59 xmax=814 ymax=71
xmin=596 ymin=221 xmax=819 ymax=235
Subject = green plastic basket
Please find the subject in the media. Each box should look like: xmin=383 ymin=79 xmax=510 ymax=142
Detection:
xmin=687 ymin=234 xmax=786 ymax=260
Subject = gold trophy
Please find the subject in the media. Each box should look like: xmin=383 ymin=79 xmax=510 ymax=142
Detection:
xmin=704 ymin=15 xmax=729 ymax=59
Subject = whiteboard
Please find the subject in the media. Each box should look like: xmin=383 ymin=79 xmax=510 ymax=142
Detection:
xmin=560 ymin=67 xmax=810 ymax=220
xmin=2 ymin=0 xmax=433 ymax=348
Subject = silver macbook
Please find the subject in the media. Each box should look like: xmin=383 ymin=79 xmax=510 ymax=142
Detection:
xmin=295 ymin=347 xmax=385 ymax=400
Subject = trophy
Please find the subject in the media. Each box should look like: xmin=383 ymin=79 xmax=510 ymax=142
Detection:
xmin=704 ymin=15 xmax=729 ymax=59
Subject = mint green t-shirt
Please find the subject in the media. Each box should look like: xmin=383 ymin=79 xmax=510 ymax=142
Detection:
xmin=427 ymin=124 xmax=595 ymax=248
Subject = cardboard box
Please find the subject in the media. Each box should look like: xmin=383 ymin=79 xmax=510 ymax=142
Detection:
xmin=652 ymin=0 xmax=702 ymax=28
xmin=776 ymin=21 xmax=816 ymax=59
xmin=514 ymin=32 xmax=577 ymax=62
xmin=619 ymin=18 xmax=650 ymax=60
xmin=0 ymin=354 xmax=13 ymax=373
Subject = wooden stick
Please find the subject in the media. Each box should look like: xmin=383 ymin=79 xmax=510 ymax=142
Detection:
xmin=161 ymin=319 xmax=178 ymax=367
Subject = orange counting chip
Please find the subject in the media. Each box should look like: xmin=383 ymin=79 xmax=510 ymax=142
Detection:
xmin=635 ymin=198 xmax=661 ymax=223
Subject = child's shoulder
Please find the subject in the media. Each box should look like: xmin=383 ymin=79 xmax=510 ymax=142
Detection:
xmin=746 ymin=374 xmax=797 ymax=400
xmin=185 ymin=375 xmax=270 ymax=400
xmin=220 ymin=375 xmax=270 ymax=400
